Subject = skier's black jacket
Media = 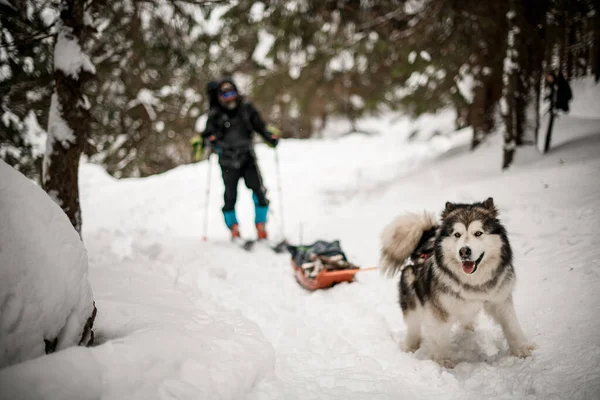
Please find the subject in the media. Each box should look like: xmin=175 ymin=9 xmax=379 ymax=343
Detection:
xmin=201 ymin=79 xmax=276 ymax=168
xmin=546 ymin=72 xmax=573 ymax=113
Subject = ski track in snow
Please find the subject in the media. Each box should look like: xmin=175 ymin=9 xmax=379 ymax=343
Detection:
xmin=73 ymin=109 xmax=600 ymax=399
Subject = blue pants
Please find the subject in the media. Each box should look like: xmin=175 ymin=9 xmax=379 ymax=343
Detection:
xmin=221 ymin=155 xmax=268 ymax=228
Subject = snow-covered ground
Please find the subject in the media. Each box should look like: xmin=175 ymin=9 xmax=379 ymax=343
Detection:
xmin=2 ymin=82 xmax=600 ymax=399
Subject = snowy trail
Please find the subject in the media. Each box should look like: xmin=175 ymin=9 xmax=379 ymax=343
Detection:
xmin=189 ymin=144 xmax=600 ymax=399
xmin=4 ymin=103 xmax=595 ymax=399
xmin=74 ymin=108 xmax=600 ymax=399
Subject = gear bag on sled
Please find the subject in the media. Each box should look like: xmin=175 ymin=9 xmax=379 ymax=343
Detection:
xmin=287 ymin=240 xmax=377 ymax=291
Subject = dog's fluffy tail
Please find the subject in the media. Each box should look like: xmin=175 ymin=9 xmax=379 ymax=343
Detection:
xmin=380 ymin=212 xmax=437 ymax=278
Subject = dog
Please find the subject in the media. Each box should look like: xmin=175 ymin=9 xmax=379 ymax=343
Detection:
xmin=380 ymin=198 xmax=534 ymax=368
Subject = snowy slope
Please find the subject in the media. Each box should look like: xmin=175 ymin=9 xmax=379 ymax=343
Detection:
xmin=2 ymin=84 xmax=600 ymax=399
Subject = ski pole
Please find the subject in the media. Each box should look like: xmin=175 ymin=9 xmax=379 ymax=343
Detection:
xmin=274 ymin=147 xmax=285 ymax=240
xmin=202 ymin=149 xmax=213 ymax=241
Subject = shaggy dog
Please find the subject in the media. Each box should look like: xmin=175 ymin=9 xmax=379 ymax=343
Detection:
xmin=380 ymin=198 xmax=534 ymax=367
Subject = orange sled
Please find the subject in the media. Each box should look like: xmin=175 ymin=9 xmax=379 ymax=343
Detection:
xmin=292 ymin=260 xmax=378 ymax=291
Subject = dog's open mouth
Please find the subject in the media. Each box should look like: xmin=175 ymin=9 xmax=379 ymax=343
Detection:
xmin=461 ymin=252 xmax=485 ymax=275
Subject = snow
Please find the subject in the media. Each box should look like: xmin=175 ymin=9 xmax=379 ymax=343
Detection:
xmin=328 ymin=50 xmax=354 ymax=73
xmin=43 ymin=93 xmax=75 ymax=184
xmin=0 ymin=144 xmax=20 ymax=159
xmin=253 ymin=29 xmax=276 ymax=69
xmin=0 ymin=160 xmax=95 ymax=369
xmin=189 ymin=4 xmax=230 ymax=38
xmin=0 ymin=196 xmax=275 ymax=398
xmin=456 ymin=65 xmax=474 ymax=104
xmin=405 ymin=71 xmax=428 ymax=90
xmin=349 ymin=94 xmax=365 ymax=109
xmin=1 ymin=110 xmax=19 ymax=127
xmin=129 ymin=88 xmax=158 ymax=120
xmin=249 ymin=2 xmax=267 ymax=23
xmin=0 ymin=64 xmax=12 ymax=81
xmin=405 ymin=0 xmax=426 ymax=14
xmin=568 ymin=76 xmax=600 ymax=119
xmin=318 ymin=109 xmax=457 ymax=140
xmin=195 ymin=113 xmax=208 ymax=133
xmin=2 ymin=80 xmax=600 ymax=399
xmin=24 ymin=111 xmax=47 ymax=157
xmin=22 ymin=57 xmax=34 ymax=73
xmin=54 ymin=29 xmax=96 ymax=79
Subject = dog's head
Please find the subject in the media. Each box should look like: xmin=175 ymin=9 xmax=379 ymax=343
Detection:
xmin=436 ymin=198 xmax=511 ymax=277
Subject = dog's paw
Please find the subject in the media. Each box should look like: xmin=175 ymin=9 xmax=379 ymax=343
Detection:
xmin=435 ymin=358 xmax=456 ymax=369
xmin=400 ymin=340 xmax=420 ymax=353
xmin=511 ymin=343 xmax=536 ymax=358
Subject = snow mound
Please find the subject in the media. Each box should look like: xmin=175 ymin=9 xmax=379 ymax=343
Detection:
xmin=0 ymin=160 xmax=95 ymax=369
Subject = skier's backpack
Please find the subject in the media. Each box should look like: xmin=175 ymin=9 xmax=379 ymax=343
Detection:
xmin=288 ymin=240 xmax=349 ymax=268
xmin=206 ymin=80 xmax=220 ymax=113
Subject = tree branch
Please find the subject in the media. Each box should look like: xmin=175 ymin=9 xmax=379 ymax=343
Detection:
xmin=0 ymin=32 xmax=55 ymax=49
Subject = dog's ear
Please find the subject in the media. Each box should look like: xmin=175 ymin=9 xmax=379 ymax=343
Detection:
xmin=441 ymin=201 xmax=456 ymax=219
xmin=482 ymin=197 xmax=498 ymax=217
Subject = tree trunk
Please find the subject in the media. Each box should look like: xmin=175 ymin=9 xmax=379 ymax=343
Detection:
xmin=533 ymin=67 xmax=544 ymax=145
xmin=470 ymin=81 xmax=487 ymax=150
xmin=535 ymin=7 xmax=553 ymax=145
xmin=502 ymin=0 xmax=520 ymax=170
xmin=470 ymin=78 xmax=499 ymax=150
xmin=594 ymin=0 xmax=600 ymax=81
xmin=470 ymin=0 xmax=508 ymax=151
xmin=42 ymin=0 xmax=94 ymax=236
xmin=543 ymin=103 xmax=555 ymax=153
xmin=515 ymin=72 xmax=528 ymax=146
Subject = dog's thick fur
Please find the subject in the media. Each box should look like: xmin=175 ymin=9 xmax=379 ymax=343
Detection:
xmin=380 ymin=198 xmax=534 ymax=368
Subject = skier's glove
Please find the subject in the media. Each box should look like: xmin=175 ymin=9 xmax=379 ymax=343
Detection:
xmin=267 ymin=134 xmax=279 ymax=148
xmin=190 ymin=135 xmax=203 ymax=162
xmin=266 ymin=125 xmax=281 ymax=148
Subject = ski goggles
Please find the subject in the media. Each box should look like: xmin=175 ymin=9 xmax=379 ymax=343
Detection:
xmin=219 ymin=90 xmax=237 ymax=99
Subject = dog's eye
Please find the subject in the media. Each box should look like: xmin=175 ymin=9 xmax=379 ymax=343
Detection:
xmin=454 ymin=232 xmax=461 ymax=238
xmin=474 ymin=231 xmax=483 ymax=237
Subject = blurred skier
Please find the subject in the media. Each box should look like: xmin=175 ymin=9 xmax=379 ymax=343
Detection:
xmin=545 ymin=70 xmax=572 ymax=113
xmin=543 ymin=70 xmax=573 ymax=153
xmin=202 ymin=78 xmax=279 ymax=240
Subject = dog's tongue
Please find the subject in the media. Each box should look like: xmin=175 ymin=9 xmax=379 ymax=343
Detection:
xmin=462 ymin=261 xmax=476 ymax=274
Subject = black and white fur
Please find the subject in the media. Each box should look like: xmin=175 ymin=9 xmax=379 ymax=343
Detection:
xmin=380 ymin=198 xmax=534 ymax=368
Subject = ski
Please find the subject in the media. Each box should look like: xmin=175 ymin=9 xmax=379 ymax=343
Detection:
xmin=223 ymin=238 xmax=288 ymax=253
xmin=270 ymin=239 xmax=289 ymax=254
xmin=231 ymin=238 xmax=256 ymax=251
xmin=252 ymin=239 xmax=289 ymax=254
xmin=242 ymin=240 xmax=256 ymax=251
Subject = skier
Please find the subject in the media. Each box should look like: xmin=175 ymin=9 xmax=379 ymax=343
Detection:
xmin=543 ymin=70 xmax=573 ymax=153
xmin=201 ymin=78 xmax=279 ymax=240
xmin=545 ymin=71 xmax=573 ymax=113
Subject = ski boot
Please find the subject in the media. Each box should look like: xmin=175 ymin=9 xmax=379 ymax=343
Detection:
xmin=256 ymin=223 xmax=267 ymax=240
xmin=230 ymin=224 xmax=241 ymax=239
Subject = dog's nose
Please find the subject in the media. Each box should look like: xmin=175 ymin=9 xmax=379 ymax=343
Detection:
xmin=459 ymin=246 xmax=472 ymax=259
